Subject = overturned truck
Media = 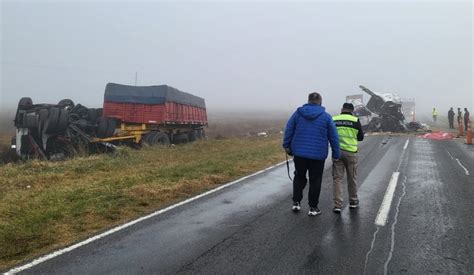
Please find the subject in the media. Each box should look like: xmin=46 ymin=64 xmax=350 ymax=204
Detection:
xmin=12 ymin=83 xmax=208 ymax=160
xmin=351 ymin=85 xmax=428 ymax=132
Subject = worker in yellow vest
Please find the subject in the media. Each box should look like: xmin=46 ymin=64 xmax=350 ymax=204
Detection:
xmin=432 ymin=107 xmax=438 ymax=123
xmin=332 ymin=103 xmax=364 ymax=213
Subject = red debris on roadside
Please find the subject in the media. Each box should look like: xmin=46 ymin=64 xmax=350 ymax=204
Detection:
xmin=420 ymin=131 xmax=455 ymax=140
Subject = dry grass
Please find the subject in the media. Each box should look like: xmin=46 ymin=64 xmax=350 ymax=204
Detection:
xmin=0 ymin=135 xmax=284 ymax=270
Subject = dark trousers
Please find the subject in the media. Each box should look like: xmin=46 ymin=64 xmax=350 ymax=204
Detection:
xmin=465 ymin=119 xmax=469 ymax=131
xmin=448 ymin=118 xmax=454 ymax=129
xmin=292 ymin=156 xmax=325 ymax=208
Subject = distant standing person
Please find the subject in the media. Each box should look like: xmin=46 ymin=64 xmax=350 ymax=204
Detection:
xmin=283 ymin=92 xmax=340 ymax=216
xmin=458 ymin=108 xmax=463 ymax=127
xmin=464 ymin=108 xmax=470 ymax=131
xmin=332 ymin=103 xmax=364 ymax=213
xmin=432 ymin=107 xmax=438 ymax=123
xmin=448 ymin=107 xmax=455 ymax=129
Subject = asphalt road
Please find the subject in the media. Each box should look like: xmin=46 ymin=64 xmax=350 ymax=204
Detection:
xmin=12 ymin=135 xmax=474 ymax=274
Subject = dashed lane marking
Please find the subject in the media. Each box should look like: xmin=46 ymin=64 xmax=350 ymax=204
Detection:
xmin=374 ymin=172 xmax=400 ymax=226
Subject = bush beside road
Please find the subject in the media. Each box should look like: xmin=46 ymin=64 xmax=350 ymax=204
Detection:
xmin=0 ymin=135 xmax=283 ymax=270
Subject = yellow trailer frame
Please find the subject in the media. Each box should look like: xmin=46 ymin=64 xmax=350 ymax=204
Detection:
xmin=91 ymin=123 xmax=150 ymax=144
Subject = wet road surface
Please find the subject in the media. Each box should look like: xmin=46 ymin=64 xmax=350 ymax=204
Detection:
xmin=13 ymin=135 xmax=474 ymax=274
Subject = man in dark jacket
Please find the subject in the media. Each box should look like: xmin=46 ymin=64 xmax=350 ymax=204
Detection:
xmin=464 ymin=108 xmax=470 ymax=131
xmin=448 ymin=107 xmax=455 ymax=129
xmin=332 ymin=103 xmax=364 ymax=213
xmin=283 ymin=92 xmax=340 ymax=216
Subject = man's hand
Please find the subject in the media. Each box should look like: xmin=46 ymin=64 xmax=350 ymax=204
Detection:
xmin=284 ymin=147 xmax=293 ymax=156
xmin=333 ymin=158 xmax=340 ymax=162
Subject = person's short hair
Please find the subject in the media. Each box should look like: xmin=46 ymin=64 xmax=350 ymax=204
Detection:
xmin=342 ymin=103 xmax=354 ymax=111
xmin=308 ymin=92 xmax=322 ymax=104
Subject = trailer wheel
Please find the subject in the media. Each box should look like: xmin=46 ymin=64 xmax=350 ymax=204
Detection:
xmin=43 ymin=107 xmax=60 ymax=134
xmin=56 ymin=109 xmax=69 ymax=132
xmin=18 ymin=97 xmax=33 ymax=110
xmin=189 ymin=130 xmax=197 ymax=142
xmin=58 ymin=99 xmax=75 ymax=108
xmin=105 ymin=119 xmax=116 ymax=137
xmin=97 ymin=117 xmax=108 ymax=138
xmin=155 ymin=132 xmax=170 ymax=145
xmin=172 ymin=133 xmax=188 ymax=144
xmin=142 ymin=132 xmax=170 ymax=146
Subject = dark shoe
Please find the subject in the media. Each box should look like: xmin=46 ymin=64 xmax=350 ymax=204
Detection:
xmin=333 ymin=207 xmax=342 ymax=213
xmin=308 ymin=207 xmax=321 ymax=216
xmin=349 ymin=202 xmax=359 ymax=209
xmin=292 ymin=201 xmax=301 ymax=212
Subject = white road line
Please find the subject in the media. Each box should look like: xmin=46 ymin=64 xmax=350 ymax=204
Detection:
xmin=374 ymin=172 xmax=400 ymax=227
xmin=455 ymin=158 xmax=470 ymax=176
xmin=5 ymin=161 xmax=288 ymax=275
xmin=446 ymin=150 xmax=454 ymax=160
xmin=403 ymin=139 xmax=409 ymax=150
xmin=383 ymin=176 xmax=407 ymax=275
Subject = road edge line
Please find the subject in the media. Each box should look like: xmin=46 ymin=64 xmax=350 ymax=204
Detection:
xmin=5 ymin=160 xmax=288 ymax=274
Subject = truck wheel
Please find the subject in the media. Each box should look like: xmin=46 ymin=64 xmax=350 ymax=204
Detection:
xmin=23 ymin=113 xmax=39 ymax=128
xmin=189 ymin=130 xmax=197 ymax=142
xmin=87 ymin=108 xmax=98 ymax=122
xmin=155 ymin=132 xmax=170 ymax=145
xmin=105 ymin=119 xmax=116 ymax=137
xmin=142 ymin=132 xmax=170 ymax=146
xmin=18 ymin=97 xmax=33 ymax=110
xmin=56 ymin=109 xmax=69 ymax=132
xmin=44 ymin=107 xmax=60 ymax=134
xmin=97 ymin=117 xmax=108 ymax=138
xmin=38 ymin=109 xmax=49 ymax=134
xmin=173 ymin=133 xmax=188 ymax=144
xmin=58 ymin=99 xmax=75 ymax=108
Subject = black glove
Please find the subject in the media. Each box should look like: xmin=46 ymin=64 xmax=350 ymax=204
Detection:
xmin=284 ymin=147 xmax=293 ymax=156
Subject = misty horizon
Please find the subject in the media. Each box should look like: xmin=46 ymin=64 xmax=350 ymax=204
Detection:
xmin=1 ymin=1 xmax=473 ymax=117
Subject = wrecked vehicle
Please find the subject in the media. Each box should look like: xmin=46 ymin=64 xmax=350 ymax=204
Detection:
xmin=349 ymin=85 xmax=429 ymax=133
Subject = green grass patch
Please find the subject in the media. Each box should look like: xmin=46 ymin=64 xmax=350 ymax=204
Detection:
xmin=0 ymin=136 xmax=284 ymax=270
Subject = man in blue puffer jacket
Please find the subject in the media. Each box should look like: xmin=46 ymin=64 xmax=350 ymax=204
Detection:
xmin=283 ymin=92 xmax=340 ymax=216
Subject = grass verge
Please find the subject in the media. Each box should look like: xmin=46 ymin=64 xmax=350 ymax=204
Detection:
xmin=0 ymin=135 xmax=284 ymax=270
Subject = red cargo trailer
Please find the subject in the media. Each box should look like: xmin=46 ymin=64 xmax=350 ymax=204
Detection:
xmin=102 ymin=83 xmax=207 ymax=145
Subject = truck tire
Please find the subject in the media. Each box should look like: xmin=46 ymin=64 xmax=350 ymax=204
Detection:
xmin=173 ymin=133 xmax=188 ymax=144
xmin=38 ymin=109 xmax=49 ymax=134
xmin=97 ymin=117 xmax=108 ymax=138
xmin=43 ymin=107 xmax=60 ymax=134
xmin=56 ymin=109 xmax=69 ymax=132
xmin=87 ymin=108 xmax=98 ymax=122
xmin=58 ymin=99 xmax=75 ymax=108
xmin=142 ymin=132 xmax=170 ymax=146
xmin=23 ymin=113 xmax=39 ymax=128
xmin=189 ymin=130 xmax=197 ymax=142
xmin=105 ymin=119 xmax=116 ymax=137
xmin=18 ymin=97 xmax=33 ymax=110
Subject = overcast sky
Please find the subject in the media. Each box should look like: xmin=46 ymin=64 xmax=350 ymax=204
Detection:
xmin=1 ymin=0 xmax=472 ymax=115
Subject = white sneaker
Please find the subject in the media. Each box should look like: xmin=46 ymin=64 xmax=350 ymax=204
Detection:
xmin=308 ymin=207 xmax=321 ymax=216
xmin=292 ymin=201 xmax=301 ymax=212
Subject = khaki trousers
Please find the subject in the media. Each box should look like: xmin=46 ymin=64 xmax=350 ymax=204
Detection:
xmin=332 ymin=150 xmax=359 ymax=208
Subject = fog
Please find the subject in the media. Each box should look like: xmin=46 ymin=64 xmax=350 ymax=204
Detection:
xmin=1 ymin=1 xmax=472 ymax=116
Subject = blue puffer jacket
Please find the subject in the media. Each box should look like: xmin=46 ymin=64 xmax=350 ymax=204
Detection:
xmin=283 ymin=103 xmax=340 ymax=160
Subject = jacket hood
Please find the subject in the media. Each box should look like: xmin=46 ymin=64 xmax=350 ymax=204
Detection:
xmin=297 ymin=104 xmax=325 ymax=120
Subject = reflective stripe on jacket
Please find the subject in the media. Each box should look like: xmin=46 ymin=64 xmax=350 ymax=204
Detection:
xmin=333 ymin=114 xmax=359 ymax=153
